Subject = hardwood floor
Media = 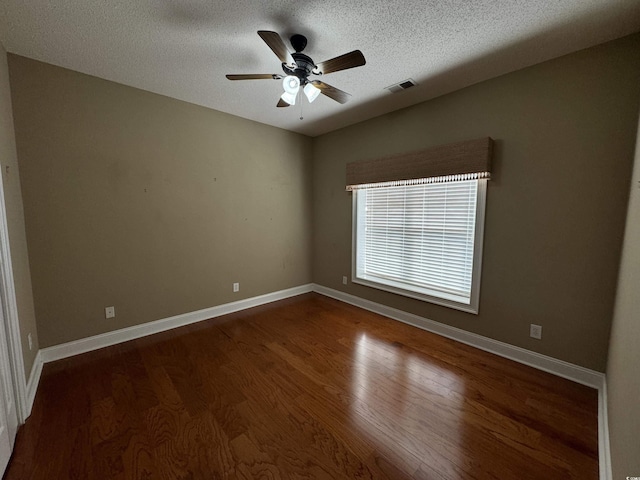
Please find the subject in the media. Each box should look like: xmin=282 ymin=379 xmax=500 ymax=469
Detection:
xmin=5 ymin=293 xmax=598 ymax=479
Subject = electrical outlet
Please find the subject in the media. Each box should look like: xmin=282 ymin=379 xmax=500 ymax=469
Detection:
xmin=233 ymin=282 xmax=239 ymax=293
xmin=530 ymin=324 xmax=542 ymax=340
xmin=28 ymin=333 xmax=33 ymax=351
xmin=105 ymin=306 xmax=116 ymax=319
xmin=342 ymin=276 xmax=348 ymax=285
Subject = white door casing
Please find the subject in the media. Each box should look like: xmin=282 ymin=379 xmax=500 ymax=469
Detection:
xmin=0 ymin=174 xmax=26 ymax=424
xmin=0 ymin=392 xmax=11 ymax=477
xmin=0 ymin=291 xmax=17 ymax=475
xmin=0 ymin=158 xmax=29 ymax=472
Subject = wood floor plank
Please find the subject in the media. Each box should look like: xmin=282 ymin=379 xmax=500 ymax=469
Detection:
xmin=5 ymin=293 xmax=598 ymax=479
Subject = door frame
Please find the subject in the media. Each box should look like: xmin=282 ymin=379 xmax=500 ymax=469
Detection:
xmin=0 ymin=172 xmax=27 ymax=424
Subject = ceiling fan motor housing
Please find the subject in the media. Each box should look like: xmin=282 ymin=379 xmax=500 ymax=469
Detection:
xmin=282 ymin=52 xmax=315 ymax=84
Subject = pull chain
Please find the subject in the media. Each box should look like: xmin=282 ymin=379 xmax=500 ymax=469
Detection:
xmin=299 ymin=90 xmax=304 ymax=120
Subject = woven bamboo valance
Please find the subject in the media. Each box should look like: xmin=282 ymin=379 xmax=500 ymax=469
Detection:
xmin=346 ymin=137 xmax=493 ymax=190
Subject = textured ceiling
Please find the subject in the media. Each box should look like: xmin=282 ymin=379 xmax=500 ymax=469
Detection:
xmin=1 ymin=1 xmax=640 ymax=137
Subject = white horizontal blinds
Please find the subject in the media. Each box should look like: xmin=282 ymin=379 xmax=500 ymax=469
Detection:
xmin=359 ymin=179 xmax=478 ymax=300
xmin=350 ymin=138 xmax=492 ymax=309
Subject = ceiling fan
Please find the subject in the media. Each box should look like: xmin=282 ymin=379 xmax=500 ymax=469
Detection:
xmin=226 ymin=31 xmax=366 ymax=108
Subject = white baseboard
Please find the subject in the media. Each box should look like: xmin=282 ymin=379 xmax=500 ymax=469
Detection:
xmin=37 ymin=282 xmax=605 ymax=387
xmin=40 ymin=284 xmax=313 ymax=363
xmin=312 ymin=284 xmax=605 ymax=389
xmin=598 ymin=378 xmax=612 ymax=480
xmin=25 ymin=349 xmax=43 ymax=418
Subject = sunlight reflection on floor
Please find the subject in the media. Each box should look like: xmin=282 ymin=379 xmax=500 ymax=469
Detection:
xmin=350 ymin=332 xmax=466 ymax=472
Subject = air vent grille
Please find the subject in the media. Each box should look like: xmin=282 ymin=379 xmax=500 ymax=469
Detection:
xmin=385 ymin=78 xmax=417 ymax=93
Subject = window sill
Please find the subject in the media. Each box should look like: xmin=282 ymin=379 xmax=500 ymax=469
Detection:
xmin=352 ymin=275 xmax=479 ymax=314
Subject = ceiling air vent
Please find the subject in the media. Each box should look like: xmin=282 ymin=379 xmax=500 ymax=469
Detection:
xmin=385 ymin=79 xmax=417 ymax=93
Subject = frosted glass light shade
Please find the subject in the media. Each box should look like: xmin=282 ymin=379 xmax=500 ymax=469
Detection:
xmin=304 ymin=83 xmax=321 ymax=103
xmin=282 ymin=75 xmax=300 ymax=95
xmin=281 ymin=91 xmax=297 ymax=105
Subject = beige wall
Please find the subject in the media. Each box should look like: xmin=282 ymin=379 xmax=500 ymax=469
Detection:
xmin=312 ymin=33 xmax=640 ymax=371
xmin=0 ymin=44 xmax=39 ymax=376
xmin=8 ymin=55 xmax=313 ymax=348
xmin=5 ymin=33 xmax=640 ymax=371
xmin=607 ymin=114 xmax=640 ymax=477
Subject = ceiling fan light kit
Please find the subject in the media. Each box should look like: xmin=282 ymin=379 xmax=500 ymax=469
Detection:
xmin=304 ymin=83 xmax=321 ymax=103
xmin=280 ymin=90 xmax=297 ymax=106
xmin=226 ymin=31 xmax=366 ymax=109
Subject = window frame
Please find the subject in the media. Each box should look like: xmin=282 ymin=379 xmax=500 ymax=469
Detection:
xmin=351 ymin=178 xmax=487 ymax=314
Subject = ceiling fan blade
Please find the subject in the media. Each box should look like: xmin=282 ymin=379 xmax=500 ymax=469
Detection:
xmin=226 ymin=74 xmax=282 ymax=80
xmin=310 ymin=80 xmax=352 ymax=104
xmin=258 ymin=31 xmax=295 ymax=66
xmin=277 ymin=98 xmax=290 ymax=108
xmin=315 ymin=50 xmax=366 ymax=75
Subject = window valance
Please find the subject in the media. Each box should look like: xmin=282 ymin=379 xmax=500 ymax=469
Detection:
xmin=346 ymin=137 xmax=494 ymax=191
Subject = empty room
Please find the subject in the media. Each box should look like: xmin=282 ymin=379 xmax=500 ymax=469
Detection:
xmin=0 ymin=1 xmax=639 ymax=479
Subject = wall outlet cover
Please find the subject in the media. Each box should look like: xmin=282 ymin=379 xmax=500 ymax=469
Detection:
xmin=530 ymin=324 xmax=542 ymax=340
xmin=105 ymin=306 xmax=116 ymax=319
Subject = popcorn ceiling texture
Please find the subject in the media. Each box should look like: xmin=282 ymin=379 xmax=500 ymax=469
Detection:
xmin=1 ymin=0 xmax=639 ymax=136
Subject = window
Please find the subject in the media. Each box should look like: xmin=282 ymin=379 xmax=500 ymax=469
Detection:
xmin=352 ymin=178 xmax=486 ymax=313
xmin=346 ymin=137 xmax=493 ymax=313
